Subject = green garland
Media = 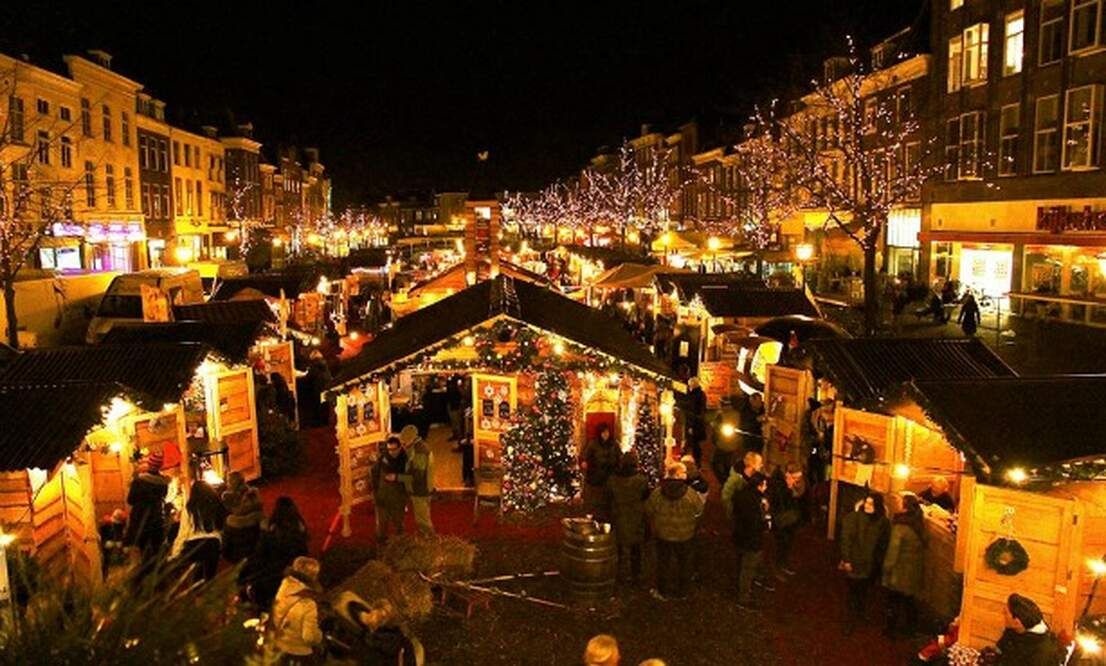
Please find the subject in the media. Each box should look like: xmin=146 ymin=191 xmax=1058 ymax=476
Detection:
xmin=984 ymin=538 xmax=1030 ymax=576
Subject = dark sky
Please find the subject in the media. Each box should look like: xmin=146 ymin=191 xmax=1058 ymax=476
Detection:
xmin=3 ymin=1 xmax=924 ymax=208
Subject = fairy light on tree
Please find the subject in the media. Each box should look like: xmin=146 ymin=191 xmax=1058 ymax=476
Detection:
xmin=501 ymin=369 xmax=579 ymax=511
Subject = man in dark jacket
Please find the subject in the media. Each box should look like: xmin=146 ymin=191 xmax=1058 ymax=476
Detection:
xmin=992 ymin=593 xmax=1063 ymax=665
xmin=684 ymin=378 xmax=707 ymax=465
xmin=606 ymin=452 xmax=650 ymax=584
xmin=769 ymin=463 xmax=804 ymax=577
xmin=124 ymin=451 xmax=169 ymax=570
xmin=732 ymin=472 xmax=769 ymax=610
xmin=372 ymin=437 xmax=409 ymax=544
xmin=645 ymin=462 xmax=704 ymax=600
xmin=581 ymin=424 xmax=619 ymax=520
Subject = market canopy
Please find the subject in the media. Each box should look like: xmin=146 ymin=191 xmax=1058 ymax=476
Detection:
xmin=405 ymin=258 xmax=549 ymax=297
xmin=903 ymin=375 xmax=1106 ymax=482
xmin=212 ymin=271 xmax=322 ymax=301
xmin=806 ymin=337 xmax=1016 ymax=405
xmin=101 ymin=321 xmax=270 ymax=364
xmin=0 ymin=382 xmax=135 ymax=472
xmin=173 ymin=299 xmax=277 ymax=325
xmin=651 ymin=231 xmax=736 ymax=253
xmin=0 ymin=343 xmax=210 ymax=407
xmin=589 ymin=263 xmax=667 ymax=290
xmin=331 ymin=275 xmax=678 ymax=390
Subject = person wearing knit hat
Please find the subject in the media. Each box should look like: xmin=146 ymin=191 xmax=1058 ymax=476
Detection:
xmin=144 ymin=450 xmax=164 ymax=473
xmin=124 ymin=449 xmax=170 ymax=577
xmin=584 ymin=634 xmax=620 ymax=666
xmin=993 ymin=593 xmax=1062 ymax=665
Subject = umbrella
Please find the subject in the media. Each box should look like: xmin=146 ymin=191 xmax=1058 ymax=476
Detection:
xmin=754 ymin=315 xmax=850 ymax=344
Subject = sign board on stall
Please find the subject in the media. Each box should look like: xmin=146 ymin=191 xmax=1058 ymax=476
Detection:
xmin=471 ymin=373 xmax=516 ymax=505
xmin=335 ymin=381 xmax=390 ymax=537
xmin=140 ymin=284 xmax=171 ymax=322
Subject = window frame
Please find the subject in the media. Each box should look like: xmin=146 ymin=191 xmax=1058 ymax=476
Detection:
xmin=1062 ymin=84 xmax=1101 ymax=170
xmin=105 ymin=164 xmax=116 ymax=208
xmin=1004 ymin=11 xmax=1025 ymax=76
xmin=948 ymin=36 xmax=964 ymax=92
xmin=1034 ymin=94 xmax=1061 ymax=174
xmin=80 ymin=98 xmax=92 ymax=137
xmin=84 ymin=162 xmax=96 ymax=207
xmin=8 ymin=96 xmax=25 ymax=143
xmin=36 ymin=98 xmax=49 ymax=115
xmin=60 ymin=136 xmax=72 ymax=169
xmin=124 ymin=166 xmax=134 ymax=209
xmin=1070 ymin=0 xmax=1103 ymax=55
xmin=36 ymin=130 xmax=50 ymax=165
xmin=958 ymin=111 xmax=984 ymax=179
xmin=945 ymin=118 xmax=960 ymax=181
xmin=962 ymin=23 xmax=990 ymax=86
xmin=101 ymin=104 xmax=112 ymax=142
xmin=999 ymin=103 xmax=1020 ymax=176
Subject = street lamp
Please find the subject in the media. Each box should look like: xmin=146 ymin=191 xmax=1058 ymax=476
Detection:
xmin=707 ymin=236 xmax=722 ymax=272
xmin=794 ymin=243 xmax=815 ymax=289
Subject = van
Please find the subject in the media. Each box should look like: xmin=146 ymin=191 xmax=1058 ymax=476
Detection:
xmin=86 ymin=268 xmax=205 ymax=343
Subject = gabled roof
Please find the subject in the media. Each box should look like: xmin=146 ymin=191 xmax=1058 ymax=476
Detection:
xmin=101 ymin=321 xmax=266 ymax=364
xmin=695 ymin=287 xmax=821 ymax=318
xmin=654 ymin=272 xmax=768 ymax=299
xmin=0 ymin=382 xmax=134 ymax=472
xmin=333 ymin=276 xmax=676 ymax=387
xmin=904 ymin=376 xmax=1106 ymax=480
xmin=808 ymin=338 xmax=1016 ymax=405
xmin=212 ymin=272 xmax=319 ymax=301
xmin=405 ymin=258 xmax=549 ymax=296
xmin=0 ymin=343 xmax=209 ymax=407
xmin=174 ymin=299 xmax=276 ymax=325
xmin=591 ymin=263 xmax=666 ymax=290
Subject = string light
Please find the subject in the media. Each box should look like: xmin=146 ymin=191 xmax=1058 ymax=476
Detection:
xmin=892 ymin=463 xmax=911 ymax=480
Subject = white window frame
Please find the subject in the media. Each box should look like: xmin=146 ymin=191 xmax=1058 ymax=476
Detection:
xmin=1070 ymin=0 xmax=1103 ymax=54
xmin=948 ymin=36 xmax=963 ymax=92
xmin=1062 ymin=84 xmax=1101 ymax=170
xmin=1034 ymin=95 xmax=1061 ymax=174
xmin=999 ymin=103 xmax=1020 ymax=176
xmin=945 ymin=118 xmax=960 ymax=181
xmin=958 ymin=111 xmax=984 ymax=179
xmin=962 ymin=23 xmax=990 ymax=86
xmin=1004 ymin=11 xmax=1024 ymax=75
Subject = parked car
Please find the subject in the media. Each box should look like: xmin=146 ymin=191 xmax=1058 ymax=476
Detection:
xmin=86 ymin=268 xmax=205 ymax=343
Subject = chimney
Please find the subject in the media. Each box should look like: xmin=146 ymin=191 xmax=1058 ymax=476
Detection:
xmin=201 ymin=125 xmax=218 ymax=138
xmin=236 ymin=122 xmax=253 ymax=138
xmin=87 ymin=50 xmax=113 ymax=69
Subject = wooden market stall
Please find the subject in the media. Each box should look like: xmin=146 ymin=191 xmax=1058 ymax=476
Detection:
xmin=212 ymin=270 xmax=331 ymax=334
xmin=323 ymin=275 xmax=683 ymax=539
xmin=391 ymin=258 xmax=550 ymax=318
xmin=898 ymin=376 xmax=1106 ymax=651
xmin=0 ymin=382 xmax=188 ymax=589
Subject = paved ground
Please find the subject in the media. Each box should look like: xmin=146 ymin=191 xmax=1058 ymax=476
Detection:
xmin=261 ymin=428 xmax=927 ymax=665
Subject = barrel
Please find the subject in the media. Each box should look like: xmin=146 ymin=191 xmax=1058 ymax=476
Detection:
xmin=561 ymin=518 xmax=616 ymax=602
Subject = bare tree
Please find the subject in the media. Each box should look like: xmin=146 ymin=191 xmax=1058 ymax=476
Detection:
xmin=770 ymin=40 xmax=941 ymax=333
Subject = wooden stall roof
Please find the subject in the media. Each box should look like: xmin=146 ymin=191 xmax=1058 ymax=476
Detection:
xmin=211 ymin=271 xmax=320 ymax=301
xmin=590 ymin=263 xmax=668 ymax=290
xmin=806 ymin=338 xmax=1016 ymax=405
xmin=903 ymin=376 xmax=1106 ymax=480
xmin=332 ymin=275 xmax=677 ymax=388
xmin=0 ymin=343 xmax=209 ymax=407
xmin=101 ymin=321 xmax=268 ymax=364
xmin=405 ymin=258 xmax=549 ymax=296
xmin=173 ymin=299 xmax=277 ymax=325
xmin=696 ymin=287 xmax=820 ymax=319
xmin=564 ymin=245 xmax=658 ymax=268
xmin=0 ymin=382 xmax=132 ymax=471
xmin=654 ymin=272 xmax=768 ymax=299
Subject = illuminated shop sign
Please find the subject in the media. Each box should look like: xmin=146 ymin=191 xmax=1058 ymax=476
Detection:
xmin=51 ymin=222 xmax=146 ymax=243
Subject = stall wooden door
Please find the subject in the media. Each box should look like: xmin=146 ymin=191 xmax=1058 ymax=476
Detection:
xmin=31 ymin=465 xmax=99 ymax=588
xmin=763 ymin=365 xmax=813 ymax=470
xmin=959 ymin=484 xmax=1082 ymax=649
xmin=209 ymin=369 xmax=262 ymax=481
xmin=257 ymin=340 xmax=298 ymax=429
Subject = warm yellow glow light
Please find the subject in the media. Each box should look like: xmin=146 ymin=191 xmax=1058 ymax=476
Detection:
xmin=892 ymin=463 xmax=911 ymax=480
xmin=707 ymin=236 xmax=722 ymax=252
xmin=1078 ymin=632 xmax=1102 ymax=655
xmin=1088 ymin=557 xmax=1106 ymax=577
xmin=1006 ymin=467 xmax=1028 ymax=484
xmin=310 ymin=337 xmax=321 ymax=347
xmin=463 ymin=335 xmax=476 ymax=347
xmin=224 ymin=230 xmax=239 ymax=242
xmin=553 ymin=340 xmax=566 ymax=355
xmin=795 ymin=243 xmax=815 ymax=263
xmin=0 ymin=532 xmax=15 ymax=548
xmin=174 ymin=246 xmax=194 ymax=263
xmin=1098 ymin=252 xmax=1106 ymax=277
xmin=109 ymin=441 xmax=123 ymax=454
xmin=607 ymin=372 xmax=620 ymax=385
xmin=720 ymin=423 xmax=736 ymax=438
xmin=658 ymin=402 xmax=674 ymax=418
xmin=272 ymin=237 xmax=283 ymax=248
xmin=349 ymin=331 xmax=360 ymax=341
xmin=202 ymin=469 xmax=224 ymax=486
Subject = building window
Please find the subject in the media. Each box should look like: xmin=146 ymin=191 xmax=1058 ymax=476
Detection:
xmin=159 ymin=139 xmax=168 ymax=172
xmin=142 ymin=183 xmax=151 ymax=215
xmin=61 ymin=136 xmax=72 ymax=168
xmin=175 ymin=178 xmax=183 ymax=215
xmin=962 ymin=23 xmax=990 ymax=86
xmin=161 ymin=186 xmax=170 ymax=219
xmin=140 ymin=135 xmax=149 ymax=169
xmin=36 ymin=98 xmax=48 ymax=115
xmin=36 ymin=130 xmax=50 ymax=165
xmin=124 ymin=167 xmax=134 ymax=209
xmin=184 ymin=144 xmax=191 ymax=167
xmin=84 ymin=162 xmax=96 ymax=207
xmin=8 ymin=96 xmax=24 ymax=142
xmin=950 ymin=0 xmax=963 ymax=9
xmin=863 ymin=98 xmax=878 ymax=133
xmin=173 ymin=141 xmax=181 ymax=165
xmin=1034 ymin=95 xmax=1061 ymax=173
xmin=59 ymin=106 xmax=70 ymax=122
xmin=121 ymin=111 xmax=130 ymax=146
xmin=105 ymin=165 xmax=116 ymax=208
xmin=80 ymin=98 xmax=92 ymax=136
xmin=1063 ymin=85 xmax=1100 ymax=169
xmin=186 ymin=180 xmax=193 ymax=214
xmin=958 ymin=111 xmax=984 ymax=179
xmin=1041 ymin=0 xmax=1066 ymax=65
xmin=896 ymin=86 xmax=913 ymax=123
xmin=152 ymin=185 xmax=162 ymax=218
xmin=945 ymin=119 xmax=960 ymax=181
xmin=196 ymin=181 xmax=203 ymax=216
xmin=948 ymin=36 xmax=963 ymax=92
xmin=999 ymin=104 xmax=1020 ymax=176
xmin=101 ymin=103 xmax=112 ymax=141
xmin=1004 ymin=11 xmax=1024 ymax=75
xmin=1071 ymin=0 xmax=1103 ymax=53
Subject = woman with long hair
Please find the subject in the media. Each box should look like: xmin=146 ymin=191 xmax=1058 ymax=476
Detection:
xmin=240 ymin=496 xmax=309 ymax=610
xmin=882 ymin=493 xmax=926 ymax=638
xmin=171 ymin=480 xmax=229 ymax=582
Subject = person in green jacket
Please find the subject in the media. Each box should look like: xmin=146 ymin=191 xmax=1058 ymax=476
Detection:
xmin=882 ymin=493 xmax=925 ymax=638
xmin=397 ymin=425 xmax=434 ymax=536
xmin=606 ymin=451 xmax=650 ymax=584
xmin=645 ymin=462 xmax=704 ymax=600
xmin=839 ymin=491 xmax=890 ymax=635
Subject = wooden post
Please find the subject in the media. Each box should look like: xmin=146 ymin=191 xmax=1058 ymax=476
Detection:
xmin=335 ymin=392 xmax=353 ymax=537
xmin=827 ymin=401 xmax=845 ymax=541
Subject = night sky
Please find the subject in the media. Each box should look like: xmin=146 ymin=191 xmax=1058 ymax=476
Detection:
xmin=3 ymin=1 xmax=924 ymax=207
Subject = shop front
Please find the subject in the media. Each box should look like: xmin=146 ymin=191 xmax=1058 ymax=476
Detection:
xmin=46 ymin=221 xmax=148 ymax=273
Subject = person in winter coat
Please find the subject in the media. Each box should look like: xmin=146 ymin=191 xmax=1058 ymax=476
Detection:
xmin=372 ymin=436 xmax=409 ymax=543
xmin=222 ymin=472 xmax=264 ymax=563
xmin=839 ymin=492 xmax=891 ymax=635
xmin=581 ymin=424 xmax=619 ymax=520
xmin=171 ymin=480 xmax=228 ymax=583
xmin=272 ymin=556 xmax=324 ymax=662
xmin=397 ymin=425 xmax=434 ymax=536
xmin=958 ymin=291 xmax=981 ymax=336
xmin=606 ymin=452 xmax=650 ymax=584
xmin=271 ymin=372 xmax=298 ymax=425
xmin=988 ymin=593 xmax=1063 ymax=665
xmin=722 ymin=451 xmax=764 ymax=520
xmin=684 ymin=378 xmax=708 ymax=465
xmin=769 ymin=463 xmax=804 ymax=577
xmin=882 ymin=494 xmax=926 ymax=638
xmin=645 ymin=462 xmax=704 ymax=600
xmin=240 ymin=496 xmax=310 ymax=611
xmin=124 ymin=451 xmax=170 ymax=573
xmin=732 ymin=472 xmax=770 ymax=610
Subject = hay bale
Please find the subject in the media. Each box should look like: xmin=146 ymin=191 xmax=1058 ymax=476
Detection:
xmin=380 ymin=534 xmax=476 ymax=580
xmin=331 ymin=559 xmax=434 ymax=625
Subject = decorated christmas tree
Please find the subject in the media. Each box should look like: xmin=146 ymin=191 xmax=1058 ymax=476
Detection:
xmin=633 ymin=399 xmax=663 ymax=486
xmin=501 ymin=370 xmax=579 ymax=512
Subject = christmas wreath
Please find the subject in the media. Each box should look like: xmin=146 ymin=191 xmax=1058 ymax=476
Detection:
xmin=984 ymin=537 xmax=1030 ymax=576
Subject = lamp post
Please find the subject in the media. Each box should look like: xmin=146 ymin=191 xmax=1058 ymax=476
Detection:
xmin=794 ymin=242 xmax=815 ymax=290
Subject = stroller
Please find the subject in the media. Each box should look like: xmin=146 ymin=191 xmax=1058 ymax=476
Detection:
xmin=323 ymin=591 xmax=423 ymax=666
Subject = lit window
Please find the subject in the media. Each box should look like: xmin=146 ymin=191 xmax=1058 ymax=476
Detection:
xmin=1034 ymin=95 xmax=1060 ymax=173
xmin=962 ymin=23 xmax=990 ymax=85
xmin=1063 ymin=85 xmax=1100 ymax=170
xmin=1071 ymin=0 xmax=1103 ymax=53
xmin=950 ymin=0 xmax=963 ymax=9
xmin=999 ymin=104 xmax=1020 ymax=176
xmin=958 ymin=111 xmax=984 ymax=179
xmin=948 ymin=36 xmax=963 ymax=92
xmin=1004 ymin=12 xmax=1024 ymax=75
